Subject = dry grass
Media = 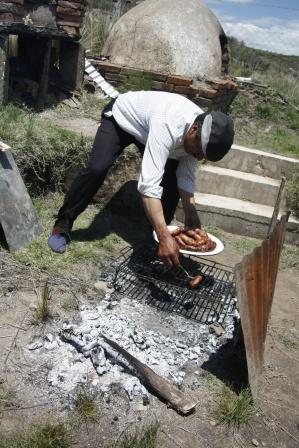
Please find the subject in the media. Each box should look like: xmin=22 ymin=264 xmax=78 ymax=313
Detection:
xmin=32 ymin=282 xmax=52 ymax=324
xmin=111 ymin=422 xmax=159 ymax=448
xmin=0 ymin=422 xmax=71 ymax=448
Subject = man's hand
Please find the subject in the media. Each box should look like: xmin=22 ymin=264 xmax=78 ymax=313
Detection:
xmin=185 ymin=208 xmax=201 ymax=228
xmin=179 ymin=189 xmax=201 ymax=229
xmin=141 ymin=195 xmax=180 ymax=268
xmin=158 ymin=232 xmax=180 ymax=268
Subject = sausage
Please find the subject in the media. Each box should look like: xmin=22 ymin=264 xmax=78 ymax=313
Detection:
xmin=180 ymin=233 xmax=195 ymax=246
xmin=171 ymin=227 xmax=183 ymax=237
xmin=185 ymin=229 xmax=197 ymax=238
xmin=189 ymin=275 xmax=204 ymax=289
xmin=175 ymin=235 xmax=187 ymax=248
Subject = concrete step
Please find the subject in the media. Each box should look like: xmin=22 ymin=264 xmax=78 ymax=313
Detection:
xmin=196 ymin=165 xmax=284 ymax=207
xmin=176 ymin=193 xmax=299 ymax=245
xmin=216 ymin=144 xmax=299 ymax=180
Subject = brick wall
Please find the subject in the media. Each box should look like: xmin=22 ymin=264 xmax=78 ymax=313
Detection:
xmin=88 ymin=59 xmax=238 ymax=113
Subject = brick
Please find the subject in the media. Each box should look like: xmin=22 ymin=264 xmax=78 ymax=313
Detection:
xmin=57 ymin=7 xmax=83 ymax=16
xmin=173 ymin=85 xmax=193 ymax=95
xmin=167 ymin=74 xmax=192 ymax=86
xmin=121 ymin=67 xmax=144 ymax=77
xmin=151 ymin=80 xmax=166 ymax=90
xmin=143 ymin=70 xmax=167 ymax=82
xmin=58 ymin=1 xmax=86 ymax=10
xmin=105 ymin=73 xmax=122 ymax=82
xmin=195 ymin=87 xmax=218 ymax=99
xmin=194 ymin=97 xmax=213 ymax=109
xmin=92 ymin=61 xmax=122 ymax=74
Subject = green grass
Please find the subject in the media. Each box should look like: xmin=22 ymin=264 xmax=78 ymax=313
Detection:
xmin=212 ymin=385 xmax=254 ymax=428
xmin=11 ymin=193 xmax=122 ymax=274
xmin=0 ymin=104 xmax=91 ymax=194
xmin=231 ymin=235 xmax=299 ymax=270
xmin=32 ymin=282 xmax=52 ymax=324
xmin=278 ymin=334 xmax=298 ymax=350
xmin=74 ymin=388 xmax=99 ymax=423
xmin=0 ymin=386 xmax=18 ymax=410
xmin=230 ymin=91 xmax=299 ymax=158
xmin=0 ymin=422 xmax=71 ymax=448
xmin=111 ymin=422 xmax=159 ymax=448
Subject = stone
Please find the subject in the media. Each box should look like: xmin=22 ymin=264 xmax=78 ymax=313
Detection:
xmin=27 ymin=340 xmax=43 ymax=350
xmin=209 ymin=323 xmax=225 ymax=337
xmin=103 ymin=0 xmax=227 ymax=79
xmin=251 ymin=439 xmax=259 ymax=447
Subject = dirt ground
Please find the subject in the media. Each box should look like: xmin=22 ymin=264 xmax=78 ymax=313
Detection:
xmin=0 ymin=213 xmax=298 ymax=448
xmin=0 ymin=112 xmax=298 ymax=447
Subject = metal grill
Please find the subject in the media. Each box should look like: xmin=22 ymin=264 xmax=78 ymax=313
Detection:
xmin=107 ymin=246 xmax=236 ymax=324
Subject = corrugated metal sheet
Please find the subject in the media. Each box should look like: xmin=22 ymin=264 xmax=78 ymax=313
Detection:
xmin=234 ymin=214 xmax=289 ymax=399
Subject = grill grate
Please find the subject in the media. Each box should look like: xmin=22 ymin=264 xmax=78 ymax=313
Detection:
xmin=109 ymin=246 xmax=236 ymax=324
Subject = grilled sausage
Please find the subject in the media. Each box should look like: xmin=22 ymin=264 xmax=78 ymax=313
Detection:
xmin=189 ymin=275 xmax=204 ymax=288
xmin=171 ymin=227 xmax=183 ymax=237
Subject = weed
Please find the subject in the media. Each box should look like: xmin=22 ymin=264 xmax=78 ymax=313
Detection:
xmin=233 ymin=237 xmax=259 ymax=256
xmin=286 ymin=172 xmax=299 ymax=218
xmin=280 ymin=244 xmax=299 ymax=269
xmin=32 ymin=282 xmax=51 ymax=324
xmin=212 ymin=385 xmax=254 ymax=428
xmin=0 ymin=422 xmax=71 ymax=448
xmin=278 ymin=334 xmax=298 ymax=349
xmin=80 ymin=9 xmax=114 ymax=56
xmin=111 ymin=422 xmax=159 ymax=448
xmin=74 ymin=388 xmax=99 ymax=423
xmin=0 ymin=386 xmax=18 ymax=410
xmin=61 ymin=295 xmax=80 ymax=311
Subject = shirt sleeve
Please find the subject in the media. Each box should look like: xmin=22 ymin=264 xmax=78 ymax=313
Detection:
xmin=137 ymin=119 xmax=177 ymax=199
xmin=176 ymin=155 xmax=198 ymax=194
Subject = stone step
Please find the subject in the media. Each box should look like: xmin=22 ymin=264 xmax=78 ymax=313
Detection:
xmin=176 ymin=193 xmax=299 ymax=245
xmin=216 ymin=144 xmax=299 ymax=180
xmin=197 ymin=165 xmax=284 ymax=207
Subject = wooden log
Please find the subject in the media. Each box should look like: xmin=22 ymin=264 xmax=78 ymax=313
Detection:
xmin=101 ymin=334 xmax=197 ymax=415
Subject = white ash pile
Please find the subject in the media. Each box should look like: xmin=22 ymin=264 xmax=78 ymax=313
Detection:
xmin=26 ymin=285 xmax=238 ymax=402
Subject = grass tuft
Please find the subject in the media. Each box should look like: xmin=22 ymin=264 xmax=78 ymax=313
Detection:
xmin=74 ymin=388 xmax=99 ymax=423
xmin=212 ymin=385 xmax=254 ymax=428
xmin=0 ymin=386 xmax=18 ymax=410
xmin=32 ymin=282 xmax=51 ymax=324
xmin=111 ymin=422 xmax=159 ymax=448
xmin=0 ymin=422 xmax=71 ymax=448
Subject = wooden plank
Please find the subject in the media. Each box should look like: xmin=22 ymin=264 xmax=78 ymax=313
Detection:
xmin=38 ymin=38 xmax=51 ymax=100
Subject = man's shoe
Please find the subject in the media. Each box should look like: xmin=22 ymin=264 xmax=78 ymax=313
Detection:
xmin=48 ymin=231 xmax=68 ymax=254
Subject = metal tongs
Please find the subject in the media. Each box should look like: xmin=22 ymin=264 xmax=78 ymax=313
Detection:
xmin=178 ymin=263 xmax=195 ymax=279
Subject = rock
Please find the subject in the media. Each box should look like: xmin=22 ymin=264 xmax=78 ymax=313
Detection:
xmin=103 ymin=0 xmax=226 ymax=79
xmin=27 ymin=340 xmax=43 ymax=350
xmin=209 ymin=323 xmax=224 ymax=337
xmin=251 ymin=439 xmax=259 ymax=447
xmin=94 ymin=280 xmax=113 ymax=295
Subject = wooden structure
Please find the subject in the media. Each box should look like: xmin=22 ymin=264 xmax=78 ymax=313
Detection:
xmin=0 ymin=0 xmax=87 ymax=104
xmin=234 ymin=214 xmax=289 ymax=399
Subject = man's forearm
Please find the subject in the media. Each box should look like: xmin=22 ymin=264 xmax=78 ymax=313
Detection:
xmin=141 ymin=194 xmax=179 ymax=267
xmin=141 ymin=195 xmax=168 ymax=238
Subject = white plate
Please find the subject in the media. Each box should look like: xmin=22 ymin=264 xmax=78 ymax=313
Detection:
xmin=153 ymin=225 xmax=224 ymax=256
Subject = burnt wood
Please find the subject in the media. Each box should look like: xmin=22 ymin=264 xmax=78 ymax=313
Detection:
xmin=0 ymin=22 xmax=75 ymax=39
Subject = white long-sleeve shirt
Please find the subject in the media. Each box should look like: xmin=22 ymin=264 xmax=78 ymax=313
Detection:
xmin=111 ymin=91 xmax=202 ymax=199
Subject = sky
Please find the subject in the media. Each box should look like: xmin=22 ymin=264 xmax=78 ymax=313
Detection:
xmin=204 ymin=0 xmax=299 ymax=56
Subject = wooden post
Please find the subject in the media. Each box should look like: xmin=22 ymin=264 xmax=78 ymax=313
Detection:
xmin=38 ymin=37 xmax=51 ymax=100
xmin=0 ymin=35 xmax=9 ymax=106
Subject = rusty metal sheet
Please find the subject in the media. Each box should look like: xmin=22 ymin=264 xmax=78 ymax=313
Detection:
xmin=234 ymin=214 xmax=288 ymax=399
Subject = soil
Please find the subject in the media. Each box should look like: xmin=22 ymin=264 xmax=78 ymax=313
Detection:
xmin=0 ymin=114 xmax=298 ymax=447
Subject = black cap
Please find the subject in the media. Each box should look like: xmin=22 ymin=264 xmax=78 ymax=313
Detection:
xmin=196 ymin=111 xmax=234 ymax=162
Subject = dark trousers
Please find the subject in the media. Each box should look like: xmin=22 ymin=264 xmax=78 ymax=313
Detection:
xmin=57 ymin=112 xmax=180 ymax=229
